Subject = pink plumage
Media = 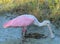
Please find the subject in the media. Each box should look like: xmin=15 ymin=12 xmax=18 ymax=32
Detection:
xmin=3 ymin=15 xmax=34 ymax=28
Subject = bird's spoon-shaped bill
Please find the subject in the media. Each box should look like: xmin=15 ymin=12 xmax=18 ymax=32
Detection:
xmin=47 ymin=24 xmax=55 ymax=38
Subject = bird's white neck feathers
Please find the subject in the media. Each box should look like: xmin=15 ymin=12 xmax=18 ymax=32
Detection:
xmin=35 ymin=20 xmax=50 ymax=27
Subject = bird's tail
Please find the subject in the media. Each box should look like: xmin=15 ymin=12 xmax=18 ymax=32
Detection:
xmin=3 ymin=20 xmax=12 ymax=28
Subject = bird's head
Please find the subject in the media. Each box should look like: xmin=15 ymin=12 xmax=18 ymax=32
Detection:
xmin=42 ymin=20 xmax=50 ymax=26
xmin=41 ymin=20 xmax=55 ymax=38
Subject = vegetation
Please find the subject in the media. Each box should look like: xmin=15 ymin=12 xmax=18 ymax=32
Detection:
xmin=0 ymin=0 xmax=60 ymax=28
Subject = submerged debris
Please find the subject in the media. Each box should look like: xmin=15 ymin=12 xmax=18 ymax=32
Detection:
xmin=24 ymin=33 xmax=47 ymax=39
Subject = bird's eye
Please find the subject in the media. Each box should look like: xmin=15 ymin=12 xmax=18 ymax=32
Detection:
xmin=47 ymin=23 xmax=49 ymax=24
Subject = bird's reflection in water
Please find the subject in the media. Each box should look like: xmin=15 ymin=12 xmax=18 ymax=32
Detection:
xmin=24 ymin=33 xmax=47 ymax=39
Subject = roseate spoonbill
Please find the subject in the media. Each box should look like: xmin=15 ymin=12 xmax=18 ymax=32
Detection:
xmin=3 ymin=14 xmax=55 ymax=39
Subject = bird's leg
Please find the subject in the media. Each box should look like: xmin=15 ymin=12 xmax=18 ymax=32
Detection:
xmin=47 ymin=24 xmax=55 ymax=38
xmin=22 ymin=27 xmax=27 ymax=36
xmin=22 ymin=27 xmax=27 ymax=42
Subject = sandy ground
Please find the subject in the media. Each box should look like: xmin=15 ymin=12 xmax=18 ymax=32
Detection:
xmin=0 ymin=13 xmax=60 ymax=44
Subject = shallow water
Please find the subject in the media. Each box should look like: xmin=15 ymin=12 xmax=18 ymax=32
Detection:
xmin=0 ymin=13 xmax=60 ymax=44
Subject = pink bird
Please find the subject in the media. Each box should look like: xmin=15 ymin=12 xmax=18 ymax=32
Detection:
xmin=3 ymin=14 xmax=55 ymax=39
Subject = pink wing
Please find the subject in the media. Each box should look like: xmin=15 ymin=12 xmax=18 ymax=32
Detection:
xmin=3 ymin=16 xmax=34 ymax=28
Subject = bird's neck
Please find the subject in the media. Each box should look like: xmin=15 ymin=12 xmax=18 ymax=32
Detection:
xmin=38 ymin=22 xmax=45 ymax=27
